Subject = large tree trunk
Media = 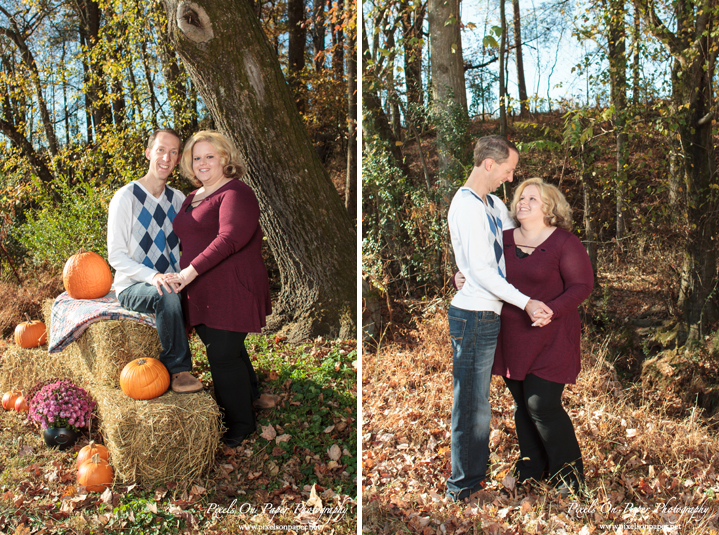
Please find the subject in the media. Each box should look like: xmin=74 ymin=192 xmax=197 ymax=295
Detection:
xmin=512 ymin=0 xmax=529 ymax=117
xmin=163 ymin=0 xmax=356 ymax=342
xmin=428 ymin=0 xmax=467 ymax=173
xmin=637 ymin=0 xmax=719 ymax=342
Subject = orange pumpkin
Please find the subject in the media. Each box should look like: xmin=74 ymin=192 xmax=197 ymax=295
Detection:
xmin=77 ymin=453 xmax=113 ymax=492
xmin=14 ymin=320 xmax=47 ymax=348
xmin=2 ymin=391 xmax=19 ymax=411
xmin=77 ymin=441 xmax=110 ymax=470
xmin=119 ymin=358 xmax=170 ymax=400
xmin=14 ymin=395 xmax=29 ymax=412
xmin=62 ymin=250 xmax=113 ymax=300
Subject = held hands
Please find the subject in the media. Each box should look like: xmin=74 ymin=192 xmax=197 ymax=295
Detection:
xmin=525 ymin=299 xmax=553 ymax=327
xmin=152 ymin=272 xmax=181 ymax=295
xmin=152 ymin=266 xmax=198 ymax=295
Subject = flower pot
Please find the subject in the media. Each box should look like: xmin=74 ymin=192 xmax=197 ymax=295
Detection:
xmin=42 ymin=427 xmax=78 ymax=450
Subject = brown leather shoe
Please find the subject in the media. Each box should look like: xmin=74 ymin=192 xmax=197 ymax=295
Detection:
xmin=171 ymin=372 xmax=203 ymax=394
xmin=253 ymin=393 xmax=276 ymax=410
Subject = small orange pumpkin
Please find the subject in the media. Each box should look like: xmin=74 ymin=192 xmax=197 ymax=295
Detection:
xmin=2 ymin=391 xmax=19 ymax=411
xmin=62 ymin=249 xmax=113 ymax=300
xmin=77 ymin=453 xmax=113 ymax=492
xmin=14 ymin=320 xmax=47 ymax=348
xmin=14 ymin=395 xmax=29 ymax=412
xmin=77 ymin=441 xmax=110 ymax=470
xmin=119 ymin=358 xmax=170 ymax=400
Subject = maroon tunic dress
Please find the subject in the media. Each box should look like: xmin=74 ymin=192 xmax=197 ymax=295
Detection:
xmin=173 ymin=179 xmax=271 ymax=333
xmin=492 ymin=228 xmax=594 ymax=384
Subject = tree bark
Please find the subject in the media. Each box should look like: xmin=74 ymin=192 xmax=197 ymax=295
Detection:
xmin=632 ymin=6 xmax=641 ymax=104
xmin=345 ymin=0 xmax=357 ymax=219
xmin=400 ymin=0 xmax=425 ymax=106
xmin=512 ymin=0 xmax=529 ymax=117
xmin=428 ymin=0 xmax=467 ymax=173
xmin=312 ymin=0 xmax=326 ymax=71
xmin=607 ymin=0 xmax=627 ymax=239
xmin=76 ymin=0 xmax=111 ymax=136
xmin=162 ymin=0 xmax=356 ymax=342
xmin=636 ymin=0 xmax=719 ymax=342
xmin=287 ymin=0 xmax=307 ymax=112
xmin=332 ymin=0 xmax=345 ymax=80
xmin=499 ymin=0 xmax=507 ymax=135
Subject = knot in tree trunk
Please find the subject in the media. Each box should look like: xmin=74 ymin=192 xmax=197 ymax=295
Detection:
xmin=176 ymin=1 xmax=214 ymax=43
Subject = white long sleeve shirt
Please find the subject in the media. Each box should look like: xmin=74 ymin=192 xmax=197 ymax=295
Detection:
xmin=448 ymin=187 xmax=530 ymax=313
xmin=107 ymin=181 xmax=186 ymax=295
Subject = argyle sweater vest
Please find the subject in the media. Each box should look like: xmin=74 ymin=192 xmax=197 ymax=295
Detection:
xmin=128 ymin=183 xmax=180 ymax=274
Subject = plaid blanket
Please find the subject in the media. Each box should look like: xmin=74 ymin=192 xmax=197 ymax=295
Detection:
xmin=48 ymin=291 xmax=156 ymax=353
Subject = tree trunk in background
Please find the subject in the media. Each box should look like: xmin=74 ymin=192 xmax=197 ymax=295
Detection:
xmin=287 ymin=0 xmax=307 ymax=113
xmin=428 ymin=0 xmax=467 ymax=173
xmin=332 ymin=0 xmax=344 ymax=81
xmin=163 ymin=0 xmax=356 ymax=342
xmin=607 ymin=0 xmax=627 ymax=239
xmin=632 ymin=7 xmax=641 ymax=104
xmin=581 ymin=162 xmax=597 ymax=276
xmin=512 ymin=0 xmax=529 ymax=117
xmin=345 ymin=0 xmax=357 ymax=219
xmin=76 ymin=0 xmax=111 ymax=136
xmin=499 ymin=0 xmax=507 ymax=135
xmin=401 ymin=0 xmax=426 ymax=106
xmin=312 ymin=0 xmax=326 ymax=71
xmin=637 ymin=0 xmax=719 ymax=342
xmin=384 ymin=26 xmax=402 ymax=138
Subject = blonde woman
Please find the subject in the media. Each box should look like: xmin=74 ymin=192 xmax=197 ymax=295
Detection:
xmin=456 ymin=178 xmax=593 ymax=495
xmin=171 ymin=130 xmax=272 ymax=447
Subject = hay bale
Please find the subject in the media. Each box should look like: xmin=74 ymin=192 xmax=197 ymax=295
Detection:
xmin=0 ymin=345 xmax=67 ymax=394
xmin=42 ymin=298 xmax=162 ymax=388
xmin=91 ymin=386 xmax=222 ymax=485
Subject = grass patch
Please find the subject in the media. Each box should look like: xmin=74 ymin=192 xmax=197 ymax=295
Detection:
xmin=0 ymin=334 xmax=357 ymax=534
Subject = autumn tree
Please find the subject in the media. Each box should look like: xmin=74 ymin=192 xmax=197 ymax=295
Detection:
xmin=162 ymin=0 xmax=356 ymax=342
xmin=635 ymin=0 xmax=719 ymax=341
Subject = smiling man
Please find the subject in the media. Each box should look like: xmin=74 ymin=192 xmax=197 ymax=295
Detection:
xmin=445 ymin=135 xmax=553 ymax=502
xmin=107 ymin=128 xmax=203 ymax=395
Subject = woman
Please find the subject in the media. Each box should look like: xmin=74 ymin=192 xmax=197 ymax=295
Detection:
xmin=457 ymin=177 xmax=593 ymax=494
xmin=171 ymin=130 xmax=272 ymax=447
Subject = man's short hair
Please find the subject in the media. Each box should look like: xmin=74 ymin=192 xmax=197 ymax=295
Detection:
xmin=473 ymin=135 xmax=518 ymax=168
xmin=147 ymin=128 xmax=182 ymax=150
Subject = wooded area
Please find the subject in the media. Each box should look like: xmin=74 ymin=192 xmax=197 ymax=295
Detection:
xmin=362 ymin=0 xmax=719 ymax=531
xmin=0 ymin=0 xmax=357 ymax=341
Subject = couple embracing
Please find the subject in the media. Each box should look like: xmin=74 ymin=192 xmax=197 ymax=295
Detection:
xmin=446 ymin=135 xmax=594 ymax=501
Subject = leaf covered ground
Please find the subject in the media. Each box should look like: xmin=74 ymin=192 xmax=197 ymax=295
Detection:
xmin=0 ymin=334 xmax=358 ymax=534
xmin=362 ymin=266 xmax=719 ymax=534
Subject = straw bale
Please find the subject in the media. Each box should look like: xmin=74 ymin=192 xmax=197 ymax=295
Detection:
xmin=0 ymin=345 xmax=66 ymax=394
xmin=42 ymin=298 xmax=162 ymax=388
xmin=91 ymin=386 xmax=222 ymax=485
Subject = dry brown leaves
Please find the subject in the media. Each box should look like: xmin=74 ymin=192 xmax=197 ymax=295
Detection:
xmin=363 ymin=307 xmax=719 ymax=534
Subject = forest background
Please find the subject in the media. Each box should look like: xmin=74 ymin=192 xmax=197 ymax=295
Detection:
xmin=362 ymin=0 xmax=719 ymax=531
xmin=0 ymin=0 xmax=358 ymax=533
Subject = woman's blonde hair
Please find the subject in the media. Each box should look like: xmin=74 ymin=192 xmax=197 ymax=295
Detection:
xmin=180 ymin=130 xmax=247 ymax=186
xmin=510 ymin=177 xmax=572 ymax=230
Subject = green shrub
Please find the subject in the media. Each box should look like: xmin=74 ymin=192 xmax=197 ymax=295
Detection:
xmin=19 ymin=181 xmax=112 ymax=269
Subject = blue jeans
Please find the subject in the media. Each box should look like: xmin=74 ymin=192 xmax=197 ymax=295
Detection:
xmin=446 ymin=306 xmax=501 ymax=501
xmin=118 ymin=282 xmax=193 ymax=375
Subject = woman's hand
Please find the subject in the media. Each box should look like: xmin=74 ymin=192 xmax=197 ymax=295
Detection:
xmin=152 ymin=272 xmax=182 ymax=295
xmin=174 ymin=265 xmax=199 ymax=292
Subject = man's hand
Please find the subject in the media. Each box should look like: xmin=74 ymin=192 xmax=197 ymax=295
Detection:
xmin=455 ymin=271 xmax=466 ymax=290
xmin=525 ymin=299 xmax=553 ymax=327
xmin=152 ymin=272 xmax=181 ymax=295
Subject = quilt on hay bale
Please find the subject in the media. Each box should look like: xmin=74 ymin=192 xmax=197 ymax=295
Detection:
xmin=43 ymin=298 xmax=162 ymax=388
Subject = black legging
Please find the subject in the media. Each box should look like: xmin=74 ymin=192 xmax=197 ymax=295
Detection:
xmin=195 ymin=325 xmax=255 ymax=439
xmin=504 ymin=374 xmax=583 ymax=486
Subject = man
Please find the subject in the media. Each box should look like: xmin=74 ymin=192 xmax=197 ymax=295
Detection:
xmin=446 ymin=135 xmax=552 ymax=501
xmin=107 ymin=128 xmax=203 ymax=394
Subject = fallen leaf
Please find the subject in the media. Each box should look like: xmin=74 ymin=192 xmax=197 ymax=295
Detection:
xmin=260 ymin=425 xmax=277 ymax=441
xmin=324 ymin=425 xmax=335 ymax=433
xmin=275 ymin=434 xmax=291 ymax=444
xmin=328 ymin=444 xmax=342 ymax=461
